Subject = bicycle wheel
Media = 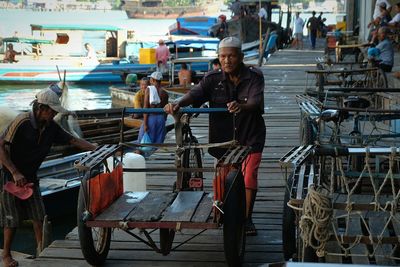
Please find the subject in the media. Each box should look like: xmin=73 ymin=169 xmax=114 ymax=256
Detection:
xmin=181 ymin=131 xmax=203 ymax=190
xmin=283 ymin=172 xmax=296 ymax=261
xmin=223 ymin=169 xmax=246 ymax=267
xmin=77 ymin=185 xmax=111 ymax=266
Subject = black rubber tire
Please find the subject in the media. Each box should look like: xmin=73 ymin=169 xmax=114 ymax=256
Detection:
xmin=159 ymin=228 xmax=175 ymax=256
xmin=282 ymin=173 xmax=296 ymax=261
xmin=300 ymin=116 xmax=315 ymax=145
xmin=223 ymin=169 xmax=246 ymax=267
xmin=77 ymin=185 xmax=111 ymax=266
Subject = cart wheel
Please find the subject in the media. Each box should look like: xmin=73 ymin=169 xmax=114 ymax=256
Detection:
xmin=159 ymin=228 xmax=175 ymax=255
xmin=77 ymin=185 xmax=111 ymax=266
xmin=283 ymin=173 xmax=296 ymax=261
xmin=223 ymin=169 xmax=246 ymax=267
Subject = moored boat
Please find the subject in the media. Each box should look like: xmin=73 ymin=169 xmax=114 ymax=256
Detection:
xmin=121 ymin=0 xmax=220 ymax=19
xmin=168 ymin=16 xmax=217 ymax=36
xmin=0 ymin=24 xmax=157 ymax=84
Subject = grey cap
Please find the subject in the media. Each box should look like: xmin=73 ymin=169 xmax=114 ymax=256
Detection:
xmin=149 ymin=71 xmax=163 ymax=81
xmin=36 ymin=88 xmax=68 ymax=113
xmin=219 ymin=36 xmax=242 ymax=49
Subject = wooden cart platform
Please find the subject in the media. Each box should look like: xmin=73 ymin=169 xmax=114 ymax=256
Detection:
xmin=86 ymin=191 xmax=217 ymax=230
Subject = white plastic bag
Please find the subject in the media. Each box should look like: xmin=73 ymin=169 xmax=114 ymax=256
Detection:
xmin=140 ymin=132 xmax=153 ymax=152
xmin=148 ymin=85 xmax=160 ymax=105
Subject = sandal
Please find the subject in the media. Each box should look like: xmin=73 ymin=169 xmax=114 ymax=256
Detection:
xmin=2 ymin=255 xmax=19 ymax=267
xmin=245 ymin=219 xmax=257 ymax=236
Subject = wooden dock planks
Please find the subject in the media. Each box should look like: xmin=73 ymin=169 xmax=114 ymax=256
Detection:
xmin=34 ymin=47 xmax=333 ymax=266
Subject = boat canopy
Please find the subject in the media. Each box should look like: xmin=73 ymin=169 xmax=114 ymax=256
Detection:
xmin=2 ymin=37 xmax=54 ymax=45
xmin=172 ymin=56 xmax=217 ymax=64
xmin=167 ymin=39 xmax=219 ymax=50
xmin=30 ymin=24 xmax=123 ymax=32
xmin=240 ymin=0 xmax=279 ymax=5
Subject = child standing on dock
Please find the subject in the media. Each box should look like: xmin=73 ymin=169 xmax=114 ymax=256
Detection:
xmin=164 ymin=36 xmax=266 ymax=236
xmin=133 ymin=78 xmax=150 ymax=119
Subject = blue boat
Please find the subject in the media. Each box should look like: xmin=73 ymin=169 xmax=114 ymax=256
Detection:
xmin=168 ymin=16 xmax=217 ymax=36
xmin=0 ymin=24 xmax=157 ymax=84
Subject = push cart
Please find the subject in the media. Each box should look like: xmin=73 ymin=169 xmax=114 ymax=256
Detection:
xmin=74 ymin=108 xmax=250 ymax=267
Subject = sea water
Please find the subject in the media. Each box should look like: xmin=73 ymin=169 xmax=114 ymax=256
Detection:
xmin=0 ymin=9 xmax=176 ymax=111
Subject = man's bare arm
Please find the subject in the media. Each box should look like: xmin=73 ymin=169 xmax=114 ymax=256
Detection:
xmin=164 ymin=93 xmax=195 ymax=114
xmin=0 ymin=138 xmax=26 ymax=186
xmin=70 ymin=137 xmax=97 ymax=151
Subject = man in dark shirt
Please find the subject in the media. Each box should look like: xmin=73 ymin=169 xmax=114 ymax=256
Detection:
xmin=165 ymin=36 xmax=266 ymax=236
xmin=0 ymin=88 xmax=96 ymax=267
xmin=307 ymin=11 xmax=319 ymax=49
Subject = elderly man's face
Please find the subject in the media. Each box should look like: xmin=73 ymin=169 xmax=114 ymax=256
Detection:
xmin=378 ymin=29 xmax=385 ymax=41
xmin=218 ymin=47 xmax=243 ymax=74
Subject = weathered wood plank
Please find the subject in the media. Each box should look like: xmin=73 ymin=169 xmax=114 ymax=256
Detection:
xmin=191 ymin=193 xmax=213 ymax=222
xmin=95 ymin=192 xmax=149 ymax=221
xmin=161 ymin=191 xmax=204 ymax=222
xmin=127 ymin=192 xmax=176 ymax=221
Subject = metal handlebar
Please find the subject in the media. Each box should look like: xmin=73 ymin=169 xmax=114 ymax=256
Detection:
xmin=123 ymin=107 xmax=228 ymax=114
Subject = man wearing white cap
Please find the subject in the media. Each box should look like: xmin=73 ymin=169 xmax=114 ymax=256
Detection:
xmin=165 ymin=36 xmax=266 ymax=236
xmin=0 ymin=88 xmax=96 ymax=267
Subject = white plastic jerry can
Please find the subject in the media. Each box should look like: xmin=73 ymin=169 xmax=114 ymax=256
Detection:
xmin=106 ymin=152 xmax=146 ymax=192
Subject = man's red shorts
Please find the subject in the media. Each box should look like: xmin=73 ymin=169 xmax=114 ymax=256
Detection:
xmin=242 ymin=152 xmax=262 ymax=190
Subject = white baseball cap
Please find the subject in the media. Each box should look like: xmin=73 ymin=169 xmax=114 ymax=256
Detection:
xmin=219 ymin=36 xmax=242 ymax=49
xmin=36 ymin=88 xmax=68 ymax=113
xmin=149 ymin=71 xmax=163 ymax=81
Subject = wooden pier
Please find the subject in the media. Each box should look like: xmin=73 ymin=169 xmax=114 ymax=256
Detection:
xmin=30 ymin=49 xmax=323 ymax=267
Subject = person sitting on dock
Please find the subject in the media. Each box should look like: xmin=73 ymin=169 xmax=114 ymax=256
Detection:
xmin=84 ymin=43 xmax=99 ymax=63
xmin=133 ymin=77 xmax=150 ymax=119
xmin=389 ymin=3 xmax=400 ymax=25
xmin=137 ymin=71 xmax=169 ymax=152
xmin=369 ymin=26 xmax=394 ymax=72
xmin=0 ymin=88 xmax=96 ymax=267
xmin=178 ymin=63 xmax=192 ymax=87
xmin=155 ymin=39 xmax=170 ymax=73
xmin=3 ymin=44 xmax=19 ymax=63
xmin=164 ymin=36 xmax=266 ymax=236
